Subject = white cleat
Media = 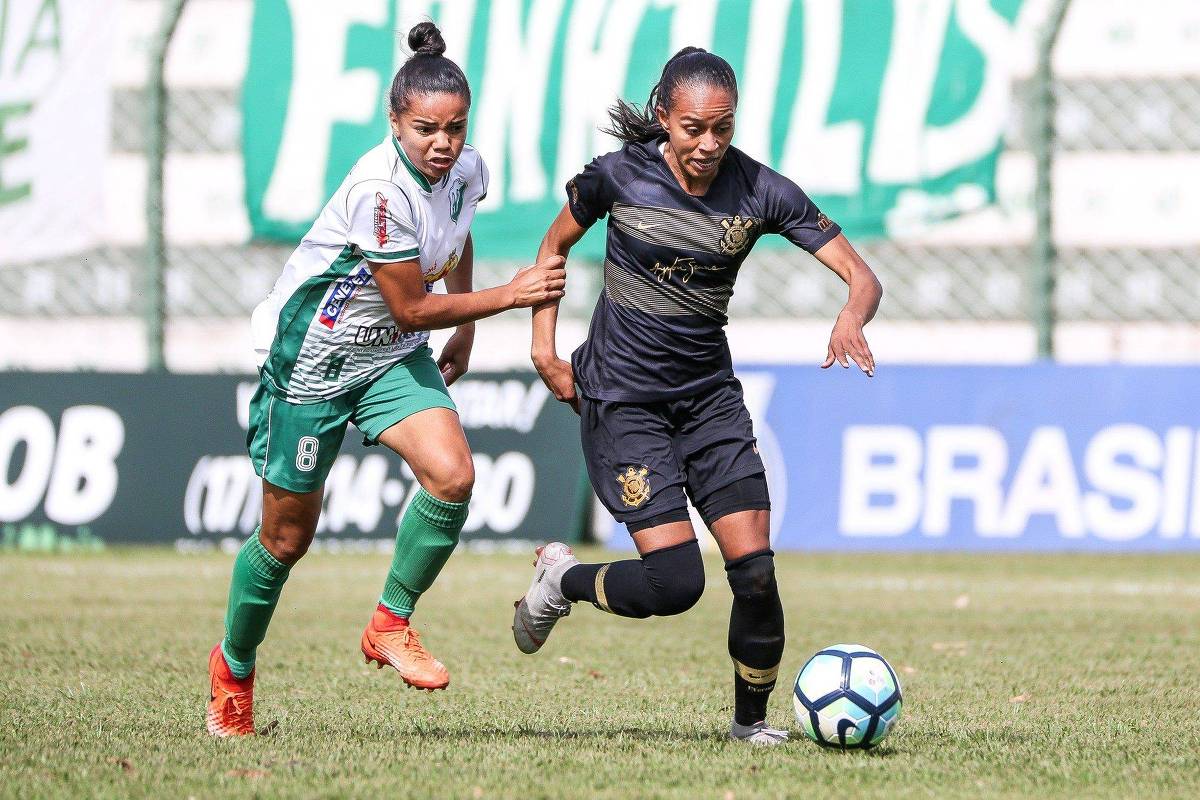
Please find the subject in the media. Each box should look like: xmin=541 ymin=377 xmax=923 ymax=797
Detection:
xmin=512 ymin=542 xmax=578 ymax=654
xmin=731 ymin=720 xmax=790 ymax=746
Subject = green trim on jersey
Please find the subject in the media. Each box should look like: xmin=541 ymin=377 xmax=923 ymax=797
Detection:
xmin=264 ymin=245 xmax=362 ymax=395
xmin=361 ymin=247 xmax=419 ymax=263
xmin=392 ymin=137 xmax=432 ymax=192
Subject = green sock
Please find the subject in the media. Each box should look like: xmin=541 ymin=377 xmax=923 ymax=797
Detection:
xmin=221 ymin=528 xmax=291 ymax=679
xmin=380 ymin=489 xmax=469 ymax=617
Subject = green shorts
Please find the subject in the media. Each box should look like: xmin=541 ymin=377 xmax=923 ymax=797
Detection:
xmin=247 ymin=346 xmax=456 ymax=493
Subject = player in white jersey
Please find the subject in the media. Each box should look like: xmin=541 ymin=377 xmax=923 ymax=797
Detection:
xmin=206 ymin=22 xmax=566 ymax=737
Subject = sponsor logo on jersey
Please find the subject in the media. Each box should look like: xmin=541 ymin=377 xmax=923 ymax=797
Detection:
xmin=816 ymin=212 xmax=834 ymax=233
xmin=718 ymin=215 xmax=759 ymax=255
xmin=318 ymin=267 xmax=372 ymax=329
xmin=616 ymin=465 xmax=651 ymax=508
xmin=373 ymin=192 xmax=388 ymax=246
xmin=353 ymin=324 xmax=423 ymax=348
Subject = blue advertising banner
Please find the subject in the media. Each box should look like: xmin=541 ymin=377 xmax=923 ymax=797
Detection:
xmin=603 ymin=365 xmax=1199 ymax=551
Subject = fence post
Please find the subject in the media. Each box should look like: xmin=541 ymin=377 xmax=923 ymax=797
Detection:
xmin=144 ymin=0 xmax=188 ymax=372
xmin=1031 ymin=0 xmax=1071 ymax=359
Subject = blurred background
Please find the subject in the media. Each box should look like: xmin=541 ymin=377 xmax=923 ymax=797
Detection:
xmin=1 ymin=0 xmax=1196 ymax=553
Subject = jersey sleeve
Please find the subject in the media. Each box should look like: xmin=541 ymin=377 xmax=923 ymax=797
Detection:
xmin=762 ymin=173 xmax=841 ymax=254
xmin=565 ymin=151 xmax=619 ymax=228
xmin=472 ymin=155 xmax=490 ymax=205
xmin=346 ymin=180 xmax=420 ymax=263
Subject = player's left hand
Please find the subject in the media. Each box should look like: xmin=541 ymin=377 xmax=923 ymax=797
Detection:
xmin=822 ymin=309 xmax=875 ymax=377
xmin=438 ymin=325 xmax=474 ymax=386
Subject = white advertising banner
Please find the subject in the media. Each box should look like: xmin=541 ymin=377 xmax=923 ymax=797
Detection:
xmin=0 ymin=0 xmax=114 ymax=264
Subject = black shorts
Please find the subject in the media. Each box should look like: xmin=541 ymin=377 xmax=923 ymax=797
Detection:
xmin=580 ymin=375 xmax=768 ymax=530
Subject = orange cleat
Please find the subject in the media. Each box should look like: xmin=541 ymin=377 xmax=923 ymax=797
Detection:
xmin=361 ymin=604 xmax=450 ymax=691
xmin=206 ymin=644 xmax=256 ymax=737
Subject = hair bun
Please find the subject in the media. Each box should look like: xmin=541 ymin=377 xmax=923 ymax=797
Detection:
xmin=669 ymin=46 xmax=706 ymax=62
xmin=407 ymin=21 xmax=447 ymax=57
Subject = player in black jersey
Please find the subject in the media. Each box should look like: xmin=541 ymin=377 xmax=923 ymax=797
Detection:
xmin=512 ymin=47 xmax=882 ymax=744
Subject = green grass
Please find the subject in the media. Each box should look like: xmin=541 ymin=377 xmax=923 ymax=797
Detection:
xmin=2 ymin=548 xmax=1199 ymax=799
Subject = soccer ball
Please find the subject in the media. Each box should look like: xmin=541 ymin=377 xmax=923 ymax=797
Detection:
xmin=793 ymin=643 xmax=903 ymax=749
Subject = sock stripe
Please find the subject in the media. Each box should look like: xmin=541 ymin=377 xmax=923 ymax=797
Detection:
xmin=733 ymin=658 xmax=780 ymax=686
xmin=593 ymin=563 xmax=613 ymax=614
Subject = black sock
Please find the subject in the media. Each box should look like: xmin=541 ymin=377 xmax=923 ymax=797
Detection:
xmin=726 ymin=550 xmax=785 ymax=726
xmin=560 ymin=540 xmax=704 ymax=618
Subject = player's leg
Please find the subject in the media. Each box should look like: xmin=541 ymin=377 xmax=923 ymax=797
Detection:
xmin=513 ymin=398 xmax=705 ymax=653
xmin=680 ymin=376 xmax=784 ymax=744
xmin=353 ymin=349 xmax=466 ymax=689
xmin=209 ymin=384 xmax=346 ymax=736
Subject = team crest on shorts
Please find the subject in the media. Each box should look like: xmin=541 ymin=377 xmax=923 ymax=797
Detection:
xmin=616 ymin=465 xmax=651 ymax=509
xmin=719 ymin=215 xmax=758 ymax=255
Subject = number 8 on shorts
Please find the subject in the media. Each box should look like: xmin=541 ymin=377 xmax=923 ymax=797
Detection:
xmin=295 ymin=436 xmax=320 ymax=472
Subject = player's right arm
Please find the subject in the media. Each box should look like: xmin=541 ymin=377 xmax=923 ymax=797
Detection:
xmin=532 ymin=152 xmax=618 ymax=410
xmin=348 ymin=179 xmax=564 ymax=332
xmin=531 ymin=205 xmax=588 ymax=411
xmin=371 ymin=255 xmax=565 ymax=333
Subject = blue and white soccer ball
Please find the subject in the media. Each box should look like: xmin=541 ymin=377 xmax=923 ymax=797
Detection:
xmin=793 ymin=644 xmax=903 ymax=749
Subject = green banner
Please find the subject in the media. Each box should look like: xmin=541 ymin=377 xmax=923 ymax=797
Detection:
xmin=244 ymin=0 xmax=1023 ymax=259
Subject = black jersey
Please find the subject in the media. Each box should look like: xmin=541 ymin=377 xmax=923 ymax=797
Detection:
xmin=566 ymin=137 xmax=841 ymax=401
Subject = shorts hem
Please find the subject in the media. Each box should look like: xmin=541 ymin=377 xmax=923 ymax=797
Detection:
xmin=691 ymin=463 xmax=766 ymax=506
xmin=702 ymin=501 xmax=771 ymax=528
xmin=356 ymin=397 xmax=457 ymax=444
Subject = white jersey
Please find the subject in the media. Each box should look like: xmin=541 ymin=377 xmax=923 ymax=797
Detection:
xmin=253 ymin=136 xmax=488 ymax=403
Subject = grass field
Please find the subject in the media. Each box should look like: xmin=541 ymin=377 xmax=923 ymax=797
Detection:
xmin=2 ymin=548 xmax=1199 ymax=799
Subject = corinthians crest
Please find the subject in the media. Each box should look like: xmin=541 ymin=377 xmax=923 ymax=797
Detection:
xmin=719 ymin=215 xmax=758 ymax=255
xmin=616 ymin=465 xmax=651 ymax=509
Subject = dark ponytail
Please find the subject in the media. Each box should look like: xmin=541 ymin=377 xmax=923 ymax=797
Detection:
xmin=388 ymin=22 xmax=471 ymax=115
xmin=603 ymin=47 xmax=738 ymax=144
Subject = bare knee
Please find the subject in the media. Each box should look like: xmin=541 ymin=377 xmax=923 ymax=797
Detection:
xmin=259 ymin=520 xmax=314 ymax=565
xmin=422 ymin=454 xmax=475 ymax=503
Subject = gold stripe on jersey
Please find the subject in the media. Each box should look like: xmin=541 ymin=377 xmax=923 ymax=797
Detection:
xmin=604 ymin=260 xmax=732 ymax=322
xmin=609 ymin=202 xmax=759 ymax=256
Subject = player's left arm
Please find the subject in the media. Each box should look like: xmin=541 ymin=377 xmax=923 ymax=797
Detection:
xmin=812 ymin=234 xmax=883 ymax=377
xmin=437 ymin=233 xmax=475 ymax=386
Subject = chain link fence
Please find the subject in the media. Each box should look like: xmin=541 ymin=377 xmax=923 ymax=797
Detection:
xmin=3 ymin=1 xmax=1197 ymax=351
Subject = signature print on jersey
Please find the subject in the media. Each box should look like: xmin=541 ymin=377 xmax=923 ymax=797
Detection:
xmin=616 ymin=465 xmax=651 ymax=508
xmin=718 ymin=215 xmax=758 ymax=255
xmin=651 ymin=256 xmax=725 ymax=284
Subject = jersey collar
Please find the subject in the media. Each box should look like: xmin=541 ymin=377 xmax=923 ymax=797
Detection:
xmin=391 ymin=136 xmax=447 ymax=193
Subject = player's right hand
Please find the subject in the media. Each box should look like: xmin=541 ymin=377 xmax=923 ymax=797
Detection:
xmin=509 ymin=256 xmax=566 ymax=308
xmin=534 ymin=356 xmax=579 ymax=414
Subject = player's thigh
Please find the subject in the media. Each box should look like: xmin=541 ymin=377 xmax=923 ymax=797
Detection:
xmin=374 ymin=407 xmax=474 ymax=498
xmin=708 ymin=509 xmax=771 ymax=561
xmin=246 ymin=380 xmax=348 ymax=496
xmin=579 ymin=396 xmax=690 ymax=535
xmin=246 ymin=382 xmax=349 ymax=559
xmin=353 ymin=348 xmax=470 ymax=496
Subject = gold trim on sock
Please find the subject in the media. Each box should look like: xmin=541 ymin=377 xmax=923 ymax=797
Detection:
xmin=594 ymin=564 xmax=613 ymax=613
xmin=733 ymin=658 xmax=779 ymax=686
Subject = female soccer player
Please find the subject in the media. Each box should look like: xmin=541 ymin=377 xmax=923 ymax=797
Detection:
xmin=206 ymin=22 xmax=566 ymax=737
xmin=513 ymin=47 xmax=882 ymax=744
